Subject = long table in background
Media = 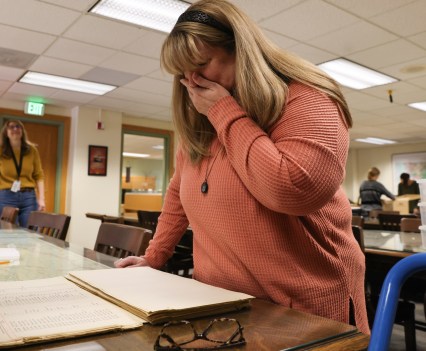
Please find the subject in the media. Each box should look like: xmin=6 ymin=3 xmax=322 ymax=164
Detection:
xmin=0 ymin=221 xmax=369 ymax=350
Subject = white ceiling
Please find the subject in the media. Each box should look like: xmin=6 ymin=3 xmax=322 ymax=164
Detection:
xmin=1 ymin=0 xmax=426 ymax=150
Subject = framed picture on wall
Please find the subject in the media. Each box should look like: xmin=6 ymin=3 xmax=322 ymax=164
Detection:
xmin=88 ymin=145 xmax=108 ymax=176
xmin=392 ymin=152 xmax=426 ymax=191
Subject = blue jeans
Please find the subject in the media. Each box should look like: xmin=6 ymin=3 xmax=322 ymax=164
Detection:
xmin=0 ymin=189 xmax=38 ymax=227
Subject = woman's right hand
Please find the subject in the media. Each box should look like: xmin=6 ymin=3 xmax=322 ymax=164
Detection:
xmin=114 ymin=256 xmax=149 ymax=268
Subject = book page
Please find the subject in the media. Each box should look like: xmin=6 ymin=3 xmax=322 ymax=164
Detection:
xmin=67 ymin=267 xmax=253 ymax=317
xmin=0 ymin=277 xmax=144 ymax=347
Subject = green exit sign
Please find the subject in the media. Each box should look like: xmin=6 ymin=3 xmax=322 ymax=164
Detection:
xmin=24 ymin=101 xmax=45 ymax=116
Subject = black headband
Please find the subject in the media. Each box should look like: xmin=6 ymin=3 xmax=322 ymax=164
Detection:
xmin=176 ymin=10 xmax=233 ymax=35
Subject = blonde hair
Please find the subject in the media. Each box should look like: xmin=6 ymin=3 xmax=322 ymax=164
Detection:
xmin=161 ymin=0 xmax=352 ymax=163
xmin=368 ymin=167 xmax=380 ymax=180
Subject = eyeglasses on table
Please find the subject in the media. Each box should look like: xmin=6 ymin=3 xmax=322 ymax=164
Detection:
xmin=154 ymin=318 xmax=246 ymax=350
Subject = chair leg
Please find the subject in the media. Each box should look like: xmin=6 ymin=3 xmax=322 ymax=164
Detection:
xmin=396 ymin=301 xmax=417 ymax=351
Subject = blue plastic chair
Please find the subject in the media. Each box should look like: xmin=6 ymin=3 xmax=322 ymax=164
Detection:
xmin=368 ymin=253 xmax=426 ymax=351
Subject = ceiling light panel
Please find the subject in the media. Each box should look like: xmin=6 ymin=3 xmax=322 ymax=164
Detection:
xmin=19 ymin=72 xmax=116 ymax=95
xmin=90 ymin=0 xmax=190 ymax=33
xmin=318 ymin=58 xmax=397 ymax=90
xmin=354 ymin=137 xmax=396 ymax=145
xmin=408 ymin=101 xmax=426 ymax=112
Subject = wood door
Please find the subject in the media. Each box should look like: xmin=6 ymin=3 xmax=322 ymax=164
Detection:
xmin=23 ymin=122 xmax=58 ymax=212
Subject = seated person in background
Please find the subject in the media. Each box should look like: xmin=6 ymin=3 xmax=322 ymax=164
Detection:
xmin=359 ymin=167 xmax=395 ymax=216
xmin=398 ymin=172 xmax=420 ymax=196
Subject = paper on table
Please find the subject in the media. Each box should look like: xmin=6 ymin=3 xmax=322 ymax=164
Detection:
xmin=0 ymin=248 xmax=20 ymax=262
xmin=0 ymin=277 xmax=144 ymax=348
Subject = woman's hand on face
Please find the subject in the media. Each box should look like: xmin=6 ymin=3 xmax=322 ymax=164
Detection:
xmin=114 ymin=256 xmax=149 ymax=268
xmin=180 ymin=73 xmax=230 ymax=116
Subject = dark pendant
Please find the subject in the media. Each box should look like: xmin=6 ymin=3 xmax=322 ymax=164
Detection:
xmin=201 ymin=181 xmax=208 ymax=194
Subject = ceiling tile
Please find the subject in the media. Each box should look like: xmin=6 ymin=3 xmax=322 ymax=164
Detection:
xmin=64 ymin=15 xmax=145 ymax=50
xmin=124 ymin=76 xmax=173 ymax=96
xmin=370 ymin=0 xmax=426 ymax=36
xmin=81 ymin=67 xmax=140 ymax=86
xmin=123 ymin=31 xmax=168 ymax=59
xmin=40 ymin=0 xmax=95 ymax=12
xmin=0 ymin=0 xmax=81 ymax=35
xmin=0 ymin=66 xmax=25 ymax=81
xmin=260 ymin=0 xmax=358 ymax=41
xmin=308 ymin=21 xmax=398 ymax=56
xmin=30 ymin=56 xmax=92 ymax=78
xmin=44 ymin=38 xmax=115 ymax=65
xmin=324 ymin=0 xmax=417 ymax=18
xmin=0 ymin=25 xmax=56 ymax=54
xmin=99 ymin=52 xmax=159 ymax=76
xmin=348 ymin=39 xmax=426 ymax=69
xmin=231 ymin=0 xmax=304 ymax=22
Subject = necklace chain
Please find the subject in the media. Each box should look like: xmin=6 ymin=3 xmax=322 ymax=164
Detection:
xmin=201 ymin=146 xmax=222 ymax=194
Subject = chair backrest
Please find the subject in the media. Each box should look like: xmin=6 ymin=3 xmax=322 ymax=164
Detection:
xmin=368 ymin=253 xmax=426 ymax=351
xmin=0 ymin=206 xmax=19 ymax=223
xmin=378 ymin=213 xmax=417 ymax=231
xmin=352 ymin=215 xmax=364 ymax=228
xmin=400 ymin=217 xmax=422 ymax=233
xmin=94 ymin=222 xmax=153 ymax=258
xmin=27 ymin=211 xmax=71 ymax=240
xmin=351 ymin=225 xmax=365 ymax=252
xmin=137 ymin=210 xmax=161 ymax=233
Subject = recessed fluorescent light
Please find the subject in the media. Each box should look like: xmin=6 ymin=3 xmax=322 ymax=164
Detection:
xmin=408 ymin=101 xmax=426 ymax=112
xmin=19 ymin=71 xmax=116 ymax=95
xmin=89 ymin=0 xmax=190 ymax=33
xmin=355 ymin=137 xmax=396 ymax=145
xmin=123 ymin=152 xmax=150 ymax=158
xmin=318 ymin=58 xmax=397 ymax=89
xmin=152 ymin=145 xmax=164 ymax=150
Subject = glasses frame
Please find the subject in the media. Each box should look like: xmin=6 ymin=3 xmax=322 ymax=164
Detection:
xmin=154 ymin=318 xmax=246 ymax=351
xmin=7 ymin=124 xmax=22 ymax=130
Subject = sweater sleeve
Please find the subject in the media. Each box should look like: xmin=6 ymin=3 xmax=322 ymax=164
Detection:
xmin=32 ymin=146 xmax=44 ymax=181
xmin=144 ymin=147 xmax=190 ymax=269
xmin=207 ymin=82 xmax=348 ymax=216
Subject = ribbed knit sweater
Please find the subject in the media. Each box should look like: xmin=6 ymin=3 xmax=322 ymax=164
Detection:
xmin=145 ymin=81 xmax=369 ymax=334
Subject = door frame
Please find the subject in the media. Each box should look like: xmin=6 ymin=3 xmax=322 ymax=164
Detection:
xmin=121 ymin=124 xmax=174 ymax=201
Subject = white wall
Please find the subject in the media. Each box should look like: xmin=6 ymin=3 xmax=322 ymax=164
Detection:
xmin=343 ymin=142 xmax=426 ymax=203
xmin=66 ymin=107 xmax=123 ymax=249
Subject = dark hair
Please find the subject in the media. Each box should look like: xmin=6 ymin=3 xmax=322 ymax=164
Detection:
xmin=400 ymin=173 xmax=410 ymax=185
xmin=0 ymin=120 xmax=32 ymax=158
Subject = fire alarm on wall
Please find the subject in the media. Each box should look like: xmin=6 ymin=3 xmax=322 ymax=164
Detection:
xmin=97 ymin=121 xmax=104 ymax=130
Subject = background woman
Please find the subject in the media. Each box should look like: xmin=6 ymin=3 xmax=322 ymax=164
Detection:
xmin=359 ymin=167 xmax=395 ymax=216
xmin=0 ymin=120 xmax=45 ymax=226
xmin=116 ymin=0 xmax=369 ymax=334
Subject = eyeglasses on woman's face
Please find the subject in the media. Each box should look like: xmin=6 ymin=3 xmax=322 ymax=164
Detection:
xmin=7 ymin=124 xmax=22 ymax=131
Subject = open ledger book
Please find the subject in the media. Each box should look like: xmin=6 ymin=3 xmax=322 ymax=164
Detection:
xmin=0 ymin=267 xmax=253 ymax=348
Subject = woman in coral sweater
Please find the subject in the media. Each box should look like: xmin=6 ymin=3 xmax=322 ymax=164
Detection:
xmin=116 ymin=0 xmax=369 ymax=334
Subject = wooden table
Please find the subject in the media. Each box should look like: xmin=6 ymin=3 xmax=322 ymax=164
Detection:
xmin=0 ymin=223 xmax=369 ymax=350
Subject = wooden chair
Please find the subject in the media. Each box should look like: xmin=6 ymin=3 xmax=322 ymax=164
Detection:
xmin=378 ymin=213 xmax=417 ymax=231
xmin=0 ymin=206 xmax=19 ymax=223
xmin=137 ymin=210 xmax=161 ymax=233
xmin=94 ymin=222 xmax=153 ymax=258
xmin=352 ymin=215 xmax=364 ymax=228
xmin=27 ymin=211 xmax=71 ymax=240
xmin=400 ymin=218 xmax=422 ymax=233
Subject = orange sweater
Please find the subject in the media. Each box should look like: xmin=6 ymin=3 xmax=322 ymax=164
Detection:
xmin=145 ymin=82 xmax=369 ymax=334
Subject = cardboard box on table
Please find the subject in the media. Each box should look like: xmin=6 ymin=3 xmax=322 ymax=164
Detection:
xmin=382 ymin=194 xmax=421 ymax=214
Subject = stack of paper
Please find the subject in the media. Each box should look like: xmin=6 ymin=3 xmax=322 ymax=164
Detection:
xmin=67 ymin=267 xmax=254 ymax=324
